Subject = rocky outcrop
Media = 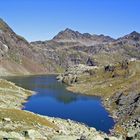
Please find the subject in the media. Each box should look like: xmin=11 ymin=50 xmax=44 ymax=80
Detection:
xmin=106 ymin=91 xmax=140 ymax=140
xmin=104 ymin=65 xmax=115 ymax=72
xmin=108 ymin=92 xmax=140 ymax=123
xmin=86 ymin=57 xmax=98 ymax=66
xmin=57 ymin=64 xmax=98 ymax=85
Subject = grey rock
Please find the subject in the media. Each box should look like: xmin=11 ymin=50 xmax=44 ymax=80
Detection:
xmin=2 ymin=118 xmax=11 ymax=122
xmin=22 ymin=129 xmax=45 ymax=139
xmin=52 ymin=135 xmax=80 ymax=140
xmin=78 ymin=135 xmax=87 ymax=140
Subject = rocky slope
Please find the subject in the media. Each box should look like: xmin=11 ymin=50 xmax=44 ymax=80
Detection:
xmin=57 ymin=59 xmax=140 ymax=140
xmin=0 ymin=18 xmax=48 ymax=76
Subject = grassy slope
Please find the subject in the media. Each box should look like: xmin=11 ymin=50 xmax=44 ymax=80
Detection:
xmin=67 ymin=61 xmax=140 ymax=98
xmin=0 ymin=108 xmax=57 ymax=132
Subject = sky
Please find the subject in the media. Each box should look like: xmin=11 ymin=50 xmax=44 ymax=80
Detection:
xmin=0 ymin=0 xmax=140 ymax=41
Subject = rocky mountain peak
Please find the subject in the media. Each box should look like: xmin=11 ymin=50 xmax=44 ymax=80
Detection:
xmin=130 ymin=31 xmax=140 ymax=35
xmin=53 ymin=28 xmax=114 ymax=43
xmin=53 ymin=28 xmax=83 ymax=40
xmin=120 ymin=31 xmax=140 ymax=41
xmin=129 ymin=31 xmax=140 ymax=40
xmin=64 ymin=28 xmax=75 ymax=33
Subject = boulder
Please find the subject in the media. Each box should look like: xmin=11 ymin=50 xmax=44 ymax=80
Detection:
xmin=0 ymin=131 xmax=24 ymax=139
xmin=121 ymin=60 xmax=129 ymax=70
xmin=109 ymin=136 xmax=120 ymax=140
xmin=22 ymin=129 xmax=45 ymax=139
xmin=93 ymin=135 xmax=104 ymax=140
xmin=52 ymin=135 xmax=79 ymax=140
xmin=79 ymin=135 xmax=87 ymax=140
xmin=86 ymin=57 xmax=97 ymax=66
xmin=2 ymin=118 xmax=11 ymax=122
xmin=104 ymin=65 xmax=115 ymax=72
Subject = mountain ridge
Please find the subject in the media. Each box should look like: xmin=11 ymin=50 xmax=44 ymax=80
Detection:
xmin=0 ymin=18 xmax=140 ymax=75
xmin=53 ymin=28 xmax=115 ymax=44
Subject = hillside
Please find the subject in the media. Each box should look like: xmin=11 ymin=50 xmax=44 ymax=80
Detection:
xmin=0 ymin=18 xmax=47 ymax=76
xmin=57 ymin=59 xmax=140 ymax=139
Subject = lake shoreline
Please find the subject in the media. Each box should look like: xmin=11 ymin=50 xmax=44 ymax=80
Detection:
xmin=5 ymin=75 xmax=115 ymax=133
xmin=66 ymin=85 xmax=118 ymax=133
xmin=0 ymin=78 xmax=122 ymax=139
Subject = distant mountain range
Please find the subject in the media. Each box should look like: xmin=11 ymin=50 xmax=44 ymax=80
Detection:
xmin=0 ymin=18 xmax=140 ymax=75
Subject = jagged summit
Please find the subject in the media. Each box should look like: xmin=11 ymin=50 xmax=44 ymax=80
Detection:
xmin=130 ymin=31 xmax=140 ymax=35
xmin=53 ymin=28 xmax=83 ymax=40
xmin=64 ymin=28 xmax=76 ymax=33
xmin=53 ymin=28 xmax=114 ymax=43
xmin=127 ymin=31 xmax=140 ymax=38
xmin=128 ymin=31 xmax=140 ymax=40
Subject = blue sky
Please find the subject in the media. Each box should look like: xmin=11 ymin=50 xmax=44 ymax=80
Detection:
xmin=0 ymin=0 xmax=140 ymax=41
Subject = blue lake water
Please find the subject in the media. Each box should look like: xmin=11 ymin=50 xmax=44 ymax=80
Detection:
xmin=5 ymin=75 xmax=115 ymax=133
